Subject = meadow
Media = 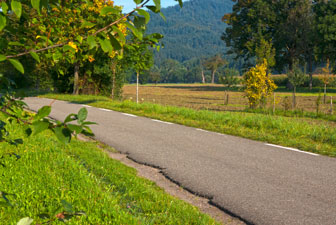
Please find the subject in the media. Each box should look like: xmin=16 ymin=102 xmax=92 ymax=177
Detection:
xmin=0 ymin=118 xmax=219 ymax=224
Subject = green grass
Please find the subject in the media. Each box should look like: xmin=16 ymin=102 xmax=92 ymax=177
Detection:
xmin=40 ymin=94 xmax=336 ymax=157
xmin=0 ymin=119 xmax=218 ymax=224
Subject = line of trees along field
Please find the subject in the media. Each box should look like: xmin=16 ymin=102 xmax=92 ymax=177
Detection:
xmin=223 ymin=0 xmax=336 ymax=89
xmin=3 ymin=0 xmax=336 ymax=96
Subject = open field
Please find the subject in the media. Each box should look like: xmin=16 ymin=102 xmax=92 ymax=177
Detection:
xmin=122 ymin=84 xmax=336 ymax=115
xmin=0 ymin=118 xmax=218 ymax=224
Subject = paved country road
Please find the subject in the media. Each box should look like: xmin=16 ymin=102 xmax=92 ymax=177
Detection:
xmin=24 ymin=97 xmax=336 ymax=225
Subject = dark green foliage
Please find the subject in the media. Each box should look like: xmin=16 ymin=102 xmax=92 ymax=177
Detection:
xmin=223 ymin=0 xmax=316 ymax=72
xmin=219 ymin=68 xmax=241 ymax=88
xmin=147 ymin=0 xmax=233 ymax=63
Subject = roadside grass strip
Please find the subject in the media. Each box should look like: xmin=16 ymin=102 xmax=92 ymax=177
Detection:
xmin=0 ymin=120 xmax=218 ymax=224
xmin=41 ymin=94 xmax=336 ymax=157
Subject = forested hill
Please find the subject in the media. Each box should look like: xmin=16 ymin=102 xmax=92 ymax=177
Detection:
xmin=146 ymin=0 xmax=234 ymax=64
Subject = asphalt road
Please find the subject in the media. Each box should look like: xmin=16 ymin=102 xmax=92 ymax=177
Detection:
xmin=24 ymin=97 xmax=336 ymax=225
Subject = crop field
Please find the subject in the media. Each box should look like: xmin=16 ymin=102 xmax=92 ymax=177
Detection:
xmin=123 ymin=84 xmax=336 ymax=114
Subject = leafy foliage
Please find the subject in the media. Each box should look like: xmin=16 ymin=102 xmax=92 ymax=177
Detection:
xmin=243 ymin=60 xmax=277 ymax=108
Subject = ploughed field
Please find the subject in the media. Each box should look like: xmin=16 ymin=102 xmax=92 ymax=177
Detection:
xmin=123 ymin=84 xmax=336 ymax=114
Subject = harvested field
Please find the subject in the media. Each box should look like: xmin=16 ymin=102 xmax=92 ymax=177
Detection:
xmin=123 ymin=84 xmax=336 ymax=114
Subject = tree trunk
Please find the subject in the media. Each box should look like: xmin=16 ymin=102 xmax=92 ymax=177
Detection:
xmin=308 ymin=55 xmax=313 ymax=90
xmin=136 ymin=71 xmax=139 ymax=104
xmin=211 ymin=69 xmax=217 ymax=84
xmin=292 ymin=86 xmax=296 ymax=109
xmin=201 ymin=69 xmax=205 ymax=84
xmin=73 ymin=62 xmax=80 ymax=95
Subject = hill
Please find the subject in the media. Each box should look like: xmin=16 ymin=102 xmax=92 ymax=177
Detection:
xmin=146 ymin=0 xmax=234 ymax=64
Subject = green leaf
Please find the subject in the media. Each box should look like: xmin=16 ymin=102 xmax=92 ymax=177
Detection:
xmin=32 ymin=121 xmax=49 ymax=135
xmin=100 ymin=6 xmax=119 ymax=16
xmin=136 ymin=9 xmax=150 ymax=24
xmin=82 ymin=121 xmax=97 ymax=125
xmin=159 ymin=12 xmax=166 ymax=21
xmin=63 ymin=45 xmax=76 ymax=53
xmin=64 ymin=113 xmax=77 ymax=123
xmin=67 ymin=124 xmax=83 ymax=134
xmin=125 ymin=22 xmax=143 ymax=40
xmin=76 ymin=36 xmax=83 ymax=44
xmin=9 ymin=59 xmax=24 ymax=74
xmin=153 ymin=0 xmax=161 ymax=11
xmin=2 ymin=2 xmax=9 ymax=14
xmin=77 ymin=108 xmax=88 ymax=123
xmin=99 ymin=38 xmax=113 ymax=53
xmin=8 ymin=41 xmax=24 ymax=46
xmin=146 ymin=5 xmax=159 ymax=13
xmin=11 ymin=0 xmax=22 ymax=19
xmin=0 ymin=55 xmax=6 ymax=62
xmin=134 ymin=16 xmax=146 ymax=29
xmin=109 ymin=35 xmax=121 ymax=50
xmin=0 ymin=14 xmax=6 ymax=31
xmin=34 ymin=106 xmax=51 ymax=121
xmin=31 ymin=0 xmax=40 ymax=13
xmin=87 ymin=36 xmax=97 ymax=50
xmin=133 ymin=0 xmax=143 ymax=4
xmin=175 ymin=0 xmax=183 ymax=7
xmin=81 ymin=21 xmax=95 ymax=29
xmin=53 ymin=127 xmax=71 ymax=144
xmin=17 ymin=217 xmax=33 ymax=225
xmin=29 ymin=52 xmax=40 ymax=63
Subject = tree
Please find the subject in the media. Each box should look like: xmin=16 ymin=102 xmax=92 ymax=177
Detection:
xmin=219 ymin=68 xmax=240 ymax=88
xmin=223 ymin=0 xmax=316 ymax=74
xmin=0 ymin=0 xmax=184 ymax=222
xmin=243 ymin=60 xmax=277 ymax=108
xmin=321 ymin=59 xmax=334 ymax=104
xmin=287 ymin=62 xmax=307 ymax=108
xmin=203 ymin=54 xmax=227 ymax=83
xmin=314 ymin=0 xmax=336 ymax=65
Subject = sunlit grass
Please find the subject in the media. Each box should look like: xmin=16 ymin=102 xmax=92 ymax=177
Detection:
xmin=0 ymin=119 xmax=218 ymax=224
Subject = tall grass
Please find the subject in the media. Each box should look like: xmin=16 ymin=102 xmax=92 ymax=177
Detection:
xmin=0 ymin=119 xmax=218 ymax=224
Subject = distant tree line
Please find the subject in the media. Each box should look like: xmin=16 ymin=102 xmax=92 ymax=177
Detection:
xmin=222 ymin=0 xmax=336 ymax=90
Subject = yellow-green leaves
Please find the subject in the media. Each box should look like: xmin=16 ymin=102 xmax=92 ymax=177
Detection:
xmin=100 ymin=6 xmax=119 ymax=16
xmin=99 ymin=38 xmax=113 ymax=53
xmin=87 ymin=35 xmax=97 ymax=50
xmin=125 ymin=22 xmax=143 ymax=40
xmin=11 ymin=0 xmax=22 ymax=19
xmin=9 ymin=59 xmax=24 ymax=74
xmin=1 ymin=2 xmax=8 ymax=14
xmin=136 ymin=9 xmax=150 ymax=24
xmin=29 ymin=52 xmax=40 ymax=63
xmin=0 ymin=55 xmax=6 ymax=62
xmin=0 ymin=14 xmax=6 ymax=31
xmin=31 ymin=0 xmax=40 ymax=14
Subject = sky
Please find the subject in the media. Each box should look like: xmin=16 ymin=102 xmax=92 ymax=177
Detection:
xmin=114 ymin=0 xmax=186 ymax=12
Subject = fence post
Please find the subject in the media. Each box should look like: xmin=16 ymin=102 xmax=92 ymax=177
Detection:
xmin=331 ymin=96 xmax=333 ymax=115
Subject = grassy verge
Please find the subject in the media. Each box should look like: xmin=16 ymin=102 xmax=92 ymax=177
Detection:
xmin=0 ymin=119 xmax=218 ymax=224
xmin=40 ymin=94 xmax=336 ymax=157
